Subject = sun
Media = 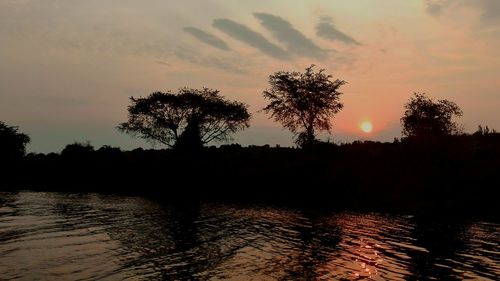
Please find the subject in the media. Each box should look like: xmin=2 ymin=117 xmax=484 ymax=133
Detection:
xmin=360 ymin=121 xmax=373 ymax=133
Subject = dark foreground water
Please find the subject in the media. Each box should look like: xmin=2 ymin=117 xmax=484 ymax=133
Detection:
xmin=0 ymin=192 xmax=498 ymax=280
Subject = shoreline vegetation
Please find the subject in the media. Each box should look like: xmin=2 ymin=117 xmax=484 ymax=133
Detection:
xmin=1 ymin=66 xmax=499 ymax=219
xmin=2 ymin=134 xmax=499 ymax=219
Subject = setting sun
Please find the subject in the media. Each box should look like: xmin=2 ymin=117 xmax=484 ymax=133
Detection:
xmin=360 ymin=121 xmax=373 ymax=133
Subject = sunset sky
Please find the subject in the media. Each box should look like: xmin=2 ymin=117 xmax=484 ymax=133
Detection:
xmin=1 ymin=0 xmax=499 ymax=152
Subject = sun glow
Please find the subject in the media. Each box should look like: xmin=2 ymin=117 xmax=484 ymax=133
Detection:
xmin=360 ymin=121 xmax=373 ymax=133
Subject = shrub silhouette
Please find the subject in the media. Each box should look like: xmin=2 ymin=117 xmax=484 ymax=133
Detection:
xmin=473 ymin=125 xmax=497 ymax=136
xmin=61 ymin=142 xmax=94 ymax=159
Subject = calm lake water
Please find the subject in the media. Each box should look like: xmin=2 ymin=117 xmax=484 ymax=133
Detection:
xmin=0 ymin=192 xmax=498 ymax=280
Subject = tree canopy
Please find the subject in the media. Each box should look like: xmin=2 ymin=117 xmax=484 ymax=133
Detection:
xmin=262 ymin=65 xmax=346 ymax=147
xmin=0 ymin=121 xmax=30 ymax=158
xmin=118 ymin=88 xmax=251 ymax=149
xmin=401 ymin=93 xmax=463 ymax=138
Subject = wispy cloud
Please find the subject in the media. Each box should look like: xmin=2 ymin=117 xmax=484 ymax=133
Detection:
xmin=183 ymin=27 xmax=231 ymax=51
xmin=253 ymin=12 xmax=327 ymax=59
xmin=424 ymin=0 xmax=500 ymax=23
xmin=212 ymin=19 xmax=289 ymax=60
xmin=316 ymin=17 xmax=361 ymax=45
xmin=425 ymin=0 xmax=447 ymax=17
xmin=156 ymin=61 xmax=171 ymax=66
xmin=475 ymin=0 xmax=500 ymax=23
xmin=174 ymin=47 xmax=247 ymax=74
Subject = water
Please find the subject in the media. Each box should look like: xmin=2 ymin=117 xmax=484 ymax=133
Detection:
xmin=0 ymin=192 xmax=498 ymax=280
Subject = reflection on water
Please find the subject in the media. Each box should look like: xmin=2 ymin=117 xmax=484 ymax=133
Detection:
xmin=0 ymin=192 xmax=498 ymax=280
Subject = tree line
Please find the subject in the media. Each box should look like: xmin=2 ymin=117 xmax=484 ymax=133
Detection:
xmin=1 ymin=65 xmax=499 ymax=214
xmin=0 ymin=65 xmax=495 ymax=155
xmin=116 ymin=65 xmax=470 ymax=150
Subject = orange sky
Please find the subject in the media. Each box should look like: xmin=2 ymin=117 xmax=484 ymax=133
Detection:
xmin=1 ymin=0 xmax=499 ymax=152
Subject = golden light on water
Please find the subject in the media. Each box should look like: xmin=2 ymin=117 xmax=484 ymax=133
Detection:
xmin=360 ymin=121 xmax=373 ymax=133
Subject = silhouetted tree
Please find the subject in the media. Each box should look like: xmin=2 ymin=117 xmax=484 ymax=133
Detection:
xmin=118 ymin=88 xmax=251 ymax=149
xmin=0 ymin=121 xmax=30 ymax=159
xmin=61 ymin=142 xmax=95 ymax=159
xmin=401 ymin=93 xmax=463 ymax=138
xmin=262 ymin=65 xmax=346 ymax=148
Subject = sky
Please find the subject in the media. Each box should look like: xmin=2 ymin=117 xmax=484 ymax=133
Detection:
xmin=1 ymin=0 xmax=499 ymax=152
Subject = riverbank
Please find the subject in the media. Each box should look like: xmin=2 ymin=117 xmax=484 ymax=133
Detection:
xmin=2 ymin=134 xmax=499 ymax=218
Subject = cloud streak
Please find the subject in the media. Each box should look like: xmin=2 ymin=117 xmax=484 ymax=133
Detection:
xmin=183 ymin=27 xmax=231 ymax=51
xmin=212 ymin=19 xmax=289 ymax=60
xmin=174 ymin=48 xmax=247 ymax=74
xmin=253 ymin=12 xmax=327 ymax=59
xmin=475 ymin=0 xmax=500 ymax=23
xmin=316 ymin=17 xmax=360 ymax=45
xmin=424 ymin=0 xmax=500 ymax=23
xmin=425 ymin=0 xmax=447 ymax=17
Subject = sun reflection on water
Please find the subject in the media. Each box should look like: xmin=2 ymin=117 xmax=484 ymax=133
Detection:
xmin=350 ymin=238 xmax=384 ymax=279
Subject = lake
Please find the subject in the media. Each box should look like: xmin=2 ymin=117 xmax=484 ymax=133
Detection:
xmin=0 ymin=191 xmax=498 ymax=280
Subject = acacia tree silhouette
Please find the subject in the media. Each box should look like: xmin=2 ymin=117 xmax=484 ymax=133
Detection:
xmin=118 ymin=88 xmax=251 ymax=149
xmin=0 ymin=121 xmax=30 ymax=159
xmin=401 ymin=93 xmax=463 ymax=138
xmin=261 ymin=65 xmax=346 ymax=148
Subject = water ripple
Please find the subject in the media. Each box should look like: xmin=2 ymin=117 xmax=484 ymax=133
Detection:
xmin=0 ymin=192 xmax=498 ymax=280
